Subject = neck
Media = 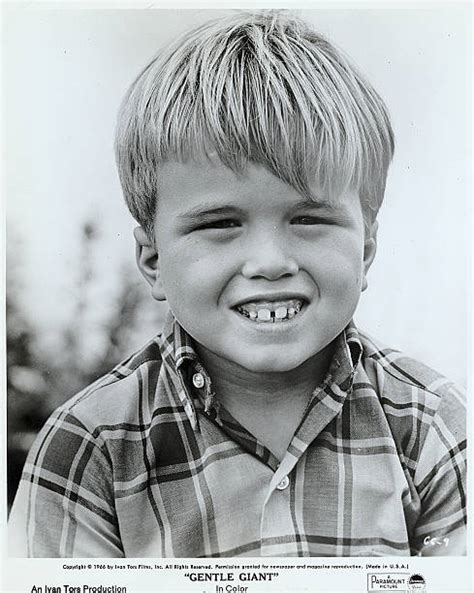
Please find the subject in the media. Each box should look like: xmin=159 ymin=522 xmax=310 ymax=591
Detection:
xmin=196 ymin=342 xmax=335 ymax=414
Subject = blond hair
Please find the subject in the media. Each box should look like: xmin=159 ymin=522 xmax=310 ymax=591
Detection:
xmin=115 ymin=11 xmax=394 ymax=237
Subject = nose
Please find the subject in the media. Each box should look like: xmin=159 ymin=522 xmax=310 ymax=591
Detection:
xmin=241 ymin=231 xmax=299 ymax=280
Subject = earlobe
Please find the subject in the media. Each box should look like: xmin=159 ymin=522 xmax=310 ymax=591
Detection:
xmin=133 ymin=226 xmax=166 ymax=301
xmin=361 ymin=221 xmax=378 ymax=292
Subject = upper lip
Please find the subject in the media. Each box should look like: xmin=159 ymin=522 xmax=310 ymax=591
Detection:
xmin=232 ymin=292 xmax=309 ymax=308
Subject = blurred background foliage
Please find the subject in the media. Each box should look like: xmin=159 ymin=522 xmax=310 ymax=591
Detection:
xmin=7 ymin=220 xmax=167 ymax=510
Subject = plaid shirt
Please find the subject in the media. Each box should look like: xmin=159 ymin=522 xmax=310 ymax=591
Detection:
xmin=9 ymin=312 xmax=466 ymax=558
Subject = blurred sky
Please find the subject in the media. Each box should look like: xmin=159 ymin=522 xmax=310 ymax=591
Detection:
xmin=3 ymin=6 xmax=471 ymax=386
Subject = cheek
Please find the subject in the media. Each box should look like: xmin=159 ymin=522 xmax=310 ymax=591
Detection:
xmin=159 ymin=248 xmax=226 ymax=307
xmin=315 ymin=242 xmax=364 ymax=290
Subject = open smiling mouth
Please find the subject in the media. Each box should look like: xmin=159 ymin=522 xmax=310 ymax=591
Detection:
xmin=235 ymin=299 xmax=304 ymax=323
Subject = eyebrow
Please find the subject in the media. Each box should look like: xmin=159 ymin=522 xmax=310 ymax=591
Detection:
xmin=176 ymin=198 xmax=347 ymax=222
xmin=290 ymin=198 xmax=347 ymax=213
xmin=176 ymin=205 xmax=243 ymax=222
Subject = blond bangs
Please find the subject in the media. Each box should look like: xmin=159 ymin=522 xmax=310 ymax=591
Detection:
xmin=116 ymin=12 xmax=394 ymax=235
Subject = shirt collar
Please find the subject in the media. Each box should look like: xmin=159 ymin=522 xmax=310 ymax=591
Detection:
xmin=157 ymin=310 xmax=363 ymax=428
xmin=158 ymin=309 xmax=198 ymax=370
xmin=330 ymin=320 xmax=363 ymax=392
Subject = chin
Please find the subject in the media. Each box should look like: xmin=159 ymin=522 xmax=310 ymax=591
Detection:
xmin=234 ymin=352 xmax=305 ymax=374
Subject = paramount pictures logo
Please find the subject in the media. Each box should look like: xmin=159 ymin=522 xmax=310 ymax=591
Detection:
xmin=367 ymin=572 xmax=426 ymax=592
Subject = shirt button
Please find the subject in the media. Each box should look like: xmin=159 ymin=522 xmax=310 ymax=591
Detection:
xmin=192 ymin=372 xmax=205 ymax=389
xmin=276 ymin=475 xmax=290 ymax=490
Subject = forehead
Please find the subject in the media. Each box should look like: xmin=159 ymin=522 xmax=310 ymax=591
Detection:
xmin=157 ymin=159 xmax=359 ymax=215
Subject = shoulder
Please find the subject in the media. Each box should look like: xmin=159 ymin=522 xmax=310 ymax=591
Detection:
xmin=22 ymin=336 xmax=165 ymax=488
xmin=38 ymin=336 xmax=164 ymax=445
xmin=357 ymin=330 xmax=466 ymax=456
xmin=358 ymin=329 xmax=465 ymax=405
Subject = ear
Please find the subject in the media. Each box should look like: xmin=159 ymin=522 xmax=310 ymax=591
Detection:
xmin=133 ymin=226 xmax=166 ymax=302
xmin=361 ymin=221 xmax=378 ymax=292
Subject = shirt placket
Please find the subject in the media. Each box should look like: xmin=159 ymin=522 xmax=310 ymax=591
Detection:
xmin=259 ymin=366 xmax=356 ymax=556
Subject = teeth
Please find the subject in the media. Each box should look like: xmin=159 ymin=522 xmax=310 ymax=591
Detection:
xmin=275 ymin=307 xmax=286 ymax=319
xmin=257 ymin=309 xmax=271 ymax=321
xmin=236 ymin=299 xmax=304 ymax=323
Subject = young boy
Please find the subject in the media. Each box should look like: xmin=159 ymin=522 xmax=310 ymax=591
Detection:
xmin=9 ymin=11 xmax=466 ymax=558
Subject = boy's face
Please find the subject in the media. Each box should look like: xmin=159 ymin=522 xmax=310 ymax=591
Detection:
xmin=136 ymin=159 xmax=376 ymax=374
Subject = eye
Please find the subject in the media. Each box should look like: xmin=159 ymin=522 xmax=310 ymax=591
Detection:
xmin=291 ymin=215 xmax=324 ymax=225
xmin=195 ymin=218 xmax=241 ymax=231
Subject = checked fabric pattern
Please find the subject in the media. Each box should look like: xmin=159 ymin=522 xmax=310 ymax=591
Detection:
xmin=9 ymin=312 xmax=466 ymax=557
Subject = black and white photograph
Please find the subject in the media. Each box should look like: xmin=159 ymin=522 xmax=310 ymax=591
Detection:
xmin=2 ymin=3 xmax=471 ymax=592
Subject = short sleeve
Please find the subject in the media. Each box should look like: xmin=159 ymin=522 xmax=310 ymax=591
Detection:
xmin=410 ymin=382 xmax=467 ymax=556
xmin=8 ymin=406 xmax=124 ymax=557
